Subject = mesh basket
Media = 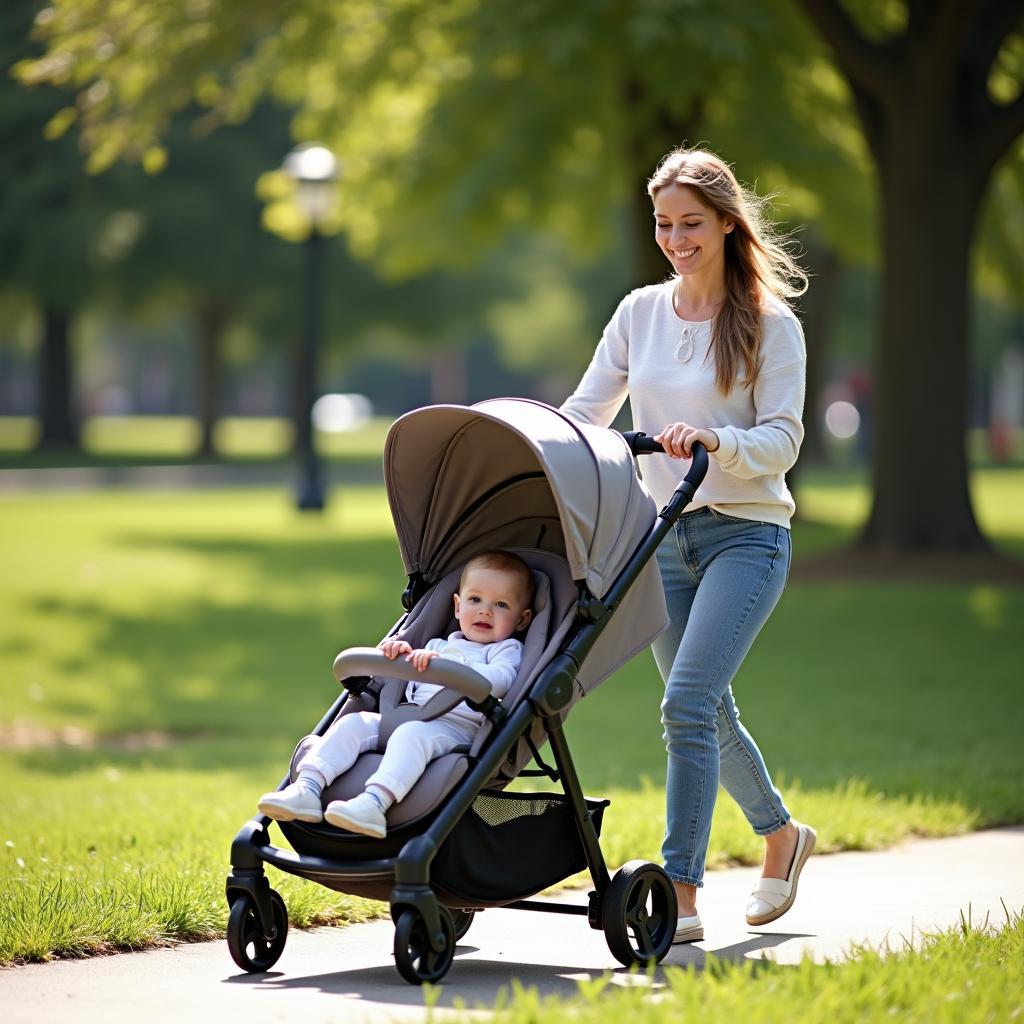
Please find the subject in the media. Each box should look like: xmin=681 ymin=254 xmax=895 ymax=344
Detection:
xmin=432 ymin=789 xmax=609 ymax=905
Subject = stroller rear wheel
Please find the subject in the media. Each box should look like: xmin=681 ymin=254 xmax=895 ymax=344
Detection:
xmin=227 ymin=889 xmax=289 ymax=973
xmin=393 ymin=906 xmax=456 ymax=984
xmin=602 ymin=860 xmax=676 ymax=967
xmin=450 ymin=908 xmax=476 ymax=942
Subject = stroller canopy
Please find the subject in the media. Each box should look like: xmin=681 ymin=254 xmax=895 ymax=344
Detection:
xmin=384 ymin=398 xmax=658 ymax=599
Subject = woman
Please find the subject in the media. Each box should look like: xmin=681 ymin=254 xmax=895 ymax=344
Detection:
xmin=560 ymin=147 xmax=814 ymax=942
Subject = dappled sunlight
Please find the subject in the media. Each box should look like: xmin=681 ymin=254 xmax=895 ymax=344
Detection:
xmin=1 ymin=487 xmax=406 ymax=739
xmin=966 ymin=585 xmax=1008 ymax=629
xmin=2 ymin=482 xmax=1023 ymax=966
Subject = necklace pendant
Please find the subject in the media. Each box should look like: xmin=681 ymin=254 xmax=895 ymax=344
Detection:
xmin=676 ymin=325 xmax=694 ymax=363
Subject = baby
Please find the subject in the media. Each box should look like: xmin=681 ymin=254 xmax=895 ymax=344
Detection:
xmin=258 ymin=550 xmax=534 ymax=837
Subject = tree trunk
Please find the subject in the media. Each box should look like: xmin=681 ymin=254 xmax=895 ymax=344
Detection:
xmin=785 ymin=240 xmax=843 ymax=511
xmin=194 ymin=299 xmax=228 ymax=459
xmin=859 ymin=138 xmax=987 ymax=550
xmin=36 ymin=305 xmax=77 ymax=449
xmin=629 ymin=177 xmax=674 ymax=291
xmin=795 ymin=0 xmax=1024 ymax=554
xmin=797 ymin=240 xmax=843 ymax=466
xmin=624 ymin=85 xmax=703 ymax=291
xmin=430 ymin=349 xmax=467 ymax=405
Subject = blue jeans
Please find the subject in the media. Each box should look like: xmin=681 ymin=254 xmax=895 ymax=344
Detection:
xmin=652 ymin=507 xmax=792 ymax=887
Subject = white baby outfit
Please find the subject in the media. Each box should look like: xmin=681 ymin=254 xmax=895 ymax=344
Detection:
xmin=298 ymin=633 xmax=523 ymax=802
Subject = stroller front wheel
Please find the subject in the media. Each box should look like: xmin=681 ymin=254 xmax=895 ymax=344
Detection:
xmin=393 ymin=906 xmax=456 ymax=984
xmin=227 ymin=889 xmax=289 ymax=973
xmin=602 ymin=861 xmax=676 ymax=968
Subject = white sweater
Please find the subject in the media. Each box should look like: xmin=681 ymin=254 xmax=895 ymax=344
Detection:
xmin=406 ymin=632 xmax=524 ymax=726
xmin=561 ymin=280 xmax=806 ymax=528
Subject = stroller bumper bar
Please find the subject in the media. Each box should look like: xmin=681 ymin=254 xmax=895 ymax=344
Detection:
xmin=333 ymin=647 xmax=502 ymax=716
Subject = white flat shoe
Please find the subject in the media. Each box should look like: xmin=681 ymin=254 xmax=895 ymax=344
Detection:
xmin=746 ymin=822 xmax=816 ymax=926
xmin=258 ymin=782 xmax=323 ymax=823
xmin=672 ymin=913 xmax=704 ymax=944
xmin=324 ymin=793 xmax=388 ymax=838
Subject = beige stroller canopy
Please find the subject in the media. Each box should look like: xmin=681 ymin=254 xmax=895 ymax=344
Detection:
xmin=384 ymin=398 xmax=668 ymax=694
xmin=385 ymin=398 xmax=657 ymax=597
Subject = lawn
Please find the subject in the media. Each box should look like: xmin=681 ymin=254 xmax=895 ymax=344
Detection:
xmin=1 ymin=472 xmax=1022 ymax=964
xmin=456 ymin=911 xmax=1024 ymax=1024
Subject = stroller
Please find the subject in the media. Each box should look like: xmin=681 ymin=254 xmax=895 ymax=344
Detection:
xmin=226 ymin=398 xmax=707 ymax=984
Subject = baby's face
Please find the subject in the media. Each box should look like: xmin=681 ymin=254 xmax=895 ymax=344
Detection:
xmin=453 ymin=567 xmax=532 ymax=644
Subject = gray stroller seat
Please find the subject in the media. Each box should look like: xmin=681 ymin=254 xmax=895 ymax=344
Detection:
xmin=288 ymin=549 xmax=577 ymax=834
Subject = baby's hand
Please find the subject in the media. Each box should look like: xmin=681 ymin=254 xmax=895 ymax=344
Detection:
xmin=379 ymin=639 xmax=413 ymax=660
xmin=406 ymin=649 xmax=439 ymax=673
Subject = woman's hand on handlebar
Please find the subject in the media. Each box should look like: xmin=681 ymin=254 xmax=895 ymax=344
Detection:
xmin=654 ymin=422 xmax=720 ymax=459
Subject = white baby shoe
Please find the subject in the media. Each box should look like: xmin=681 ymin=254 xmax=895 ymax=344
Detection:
xmin=324 ymin=793 xmax=388 ymax=838
xmin=258 ymin=782 xmax=324 ymax=823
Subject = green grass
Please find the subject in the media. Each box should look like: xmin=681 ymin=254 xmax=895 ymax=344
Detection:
xmin=451 ymin=910 xmax=1024 ymax=1024
xmin=1 ymin=472 xmax=1022 ymax=963
xmin=0 ymin=414 xmax=393 ymax=467
xmin=0 ymin=742 xmax=382 ymax=963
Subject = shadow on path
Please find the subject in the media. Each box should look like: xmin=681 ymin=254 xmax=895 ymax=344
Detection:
xmin=220 ymin=930 xmax=815 ymax=1009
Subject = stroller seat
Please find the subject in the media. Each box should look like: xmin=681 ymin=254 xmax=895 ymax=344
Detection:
xmin=285 ymin=551 xmax=574 ymax=836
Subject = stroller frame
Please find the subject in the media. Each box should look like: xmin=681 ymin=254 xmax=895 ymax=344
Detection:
xmin=227 ymin=434 xmax=707 ymax=983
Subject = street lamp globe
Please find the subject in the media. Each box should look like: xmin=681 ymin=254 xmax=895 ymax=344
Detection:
xmin=282 ymin=143 xmax=340 ymax=225
xmin=280 ymin=142 xmax=340 ymax=512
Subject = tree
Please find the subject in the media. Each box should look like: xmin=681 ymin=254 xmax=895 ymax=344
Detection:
xmin=17 ymin=0 xmax=1023 ymax=553
xmin=106 ymin=104 xmax=298 ymax=456
xmin=795 ymin=1 xmax=1024 ymax=551
xmin=0 ymin=0 xmax=130 ymax=447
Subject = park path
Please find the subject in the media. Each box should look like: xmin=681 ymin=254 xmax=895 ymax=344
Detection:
xmin=1 ymin=825 xmax=1022 ymax=1024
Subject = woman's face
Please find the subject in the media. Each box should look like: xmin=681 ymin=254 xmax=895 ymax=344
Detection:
xmin=653 ymin=183 xmax=734 ymax=281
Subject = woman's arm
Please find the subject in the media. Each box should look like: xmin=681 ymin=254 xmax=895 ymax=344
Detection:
xmin=714 ymin=313 xmax=806 ymax=479
xmin=560 ymin=297 xmax=631 ymax=427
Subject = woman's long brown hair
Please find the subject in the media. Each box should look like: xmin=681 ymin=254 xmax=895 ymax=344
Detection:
xmin=647 ymin=148 xmax=808 ymax=394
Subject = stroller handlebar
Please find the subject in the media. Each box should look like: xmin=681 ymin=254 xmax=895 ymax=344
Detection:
xmin=620 ymin=430 xmax=664 ymax=455
xmin=619 ymin=432 xmax=709 ymax=489
xmin=333 ymin=646 xmax=494 ymax=706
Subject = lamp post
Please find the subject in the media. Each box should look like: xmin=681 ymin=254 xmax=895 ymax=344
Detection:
xmin=282 ymin=143 xmax=339 ymax=511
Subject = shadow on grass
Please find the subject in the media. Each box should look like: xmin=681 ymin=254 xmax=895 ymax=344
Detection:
xmin=10 ymin=510 xmax=1024 ymax=828
xmin=20 ymin=529 xmax=405 ymax=743
xmin=10 ymin=734 xmax=298 ymax=777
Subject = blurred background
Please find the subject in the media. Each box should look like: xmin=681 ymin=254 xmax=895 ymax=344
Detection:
xmin=1 ymin=0 xmax=1023 ymax=967
xmin=1 ymin=0 xmax=1020 ymax=513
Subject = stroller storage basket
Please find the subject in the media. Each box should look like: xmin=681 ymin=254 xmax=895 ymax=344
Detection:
xmin=432 ymin=789 xmax=609 ymax=906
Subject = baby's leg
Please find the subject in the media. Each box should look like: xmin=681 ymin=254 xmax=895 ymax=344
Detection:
xmin=366 ymin=717 xmax=475 ymax=805
xmin=299 ymin=711 xmax=382 ymax=786
xmin=258 ymin=711 xmax=381 ymax=823
xmin=323 ymin=717 xmax=474 ymax=838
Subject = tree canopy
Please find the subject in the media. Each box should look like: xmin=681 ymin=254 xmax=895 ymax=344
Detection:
xmin=14 ymin=0 xmax=1024 ymax=552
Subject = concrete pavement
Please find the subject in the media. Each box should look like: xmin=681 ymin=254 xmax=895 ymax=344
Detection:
xmin=2 ymin=826 xmax=1022 ymax=1023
